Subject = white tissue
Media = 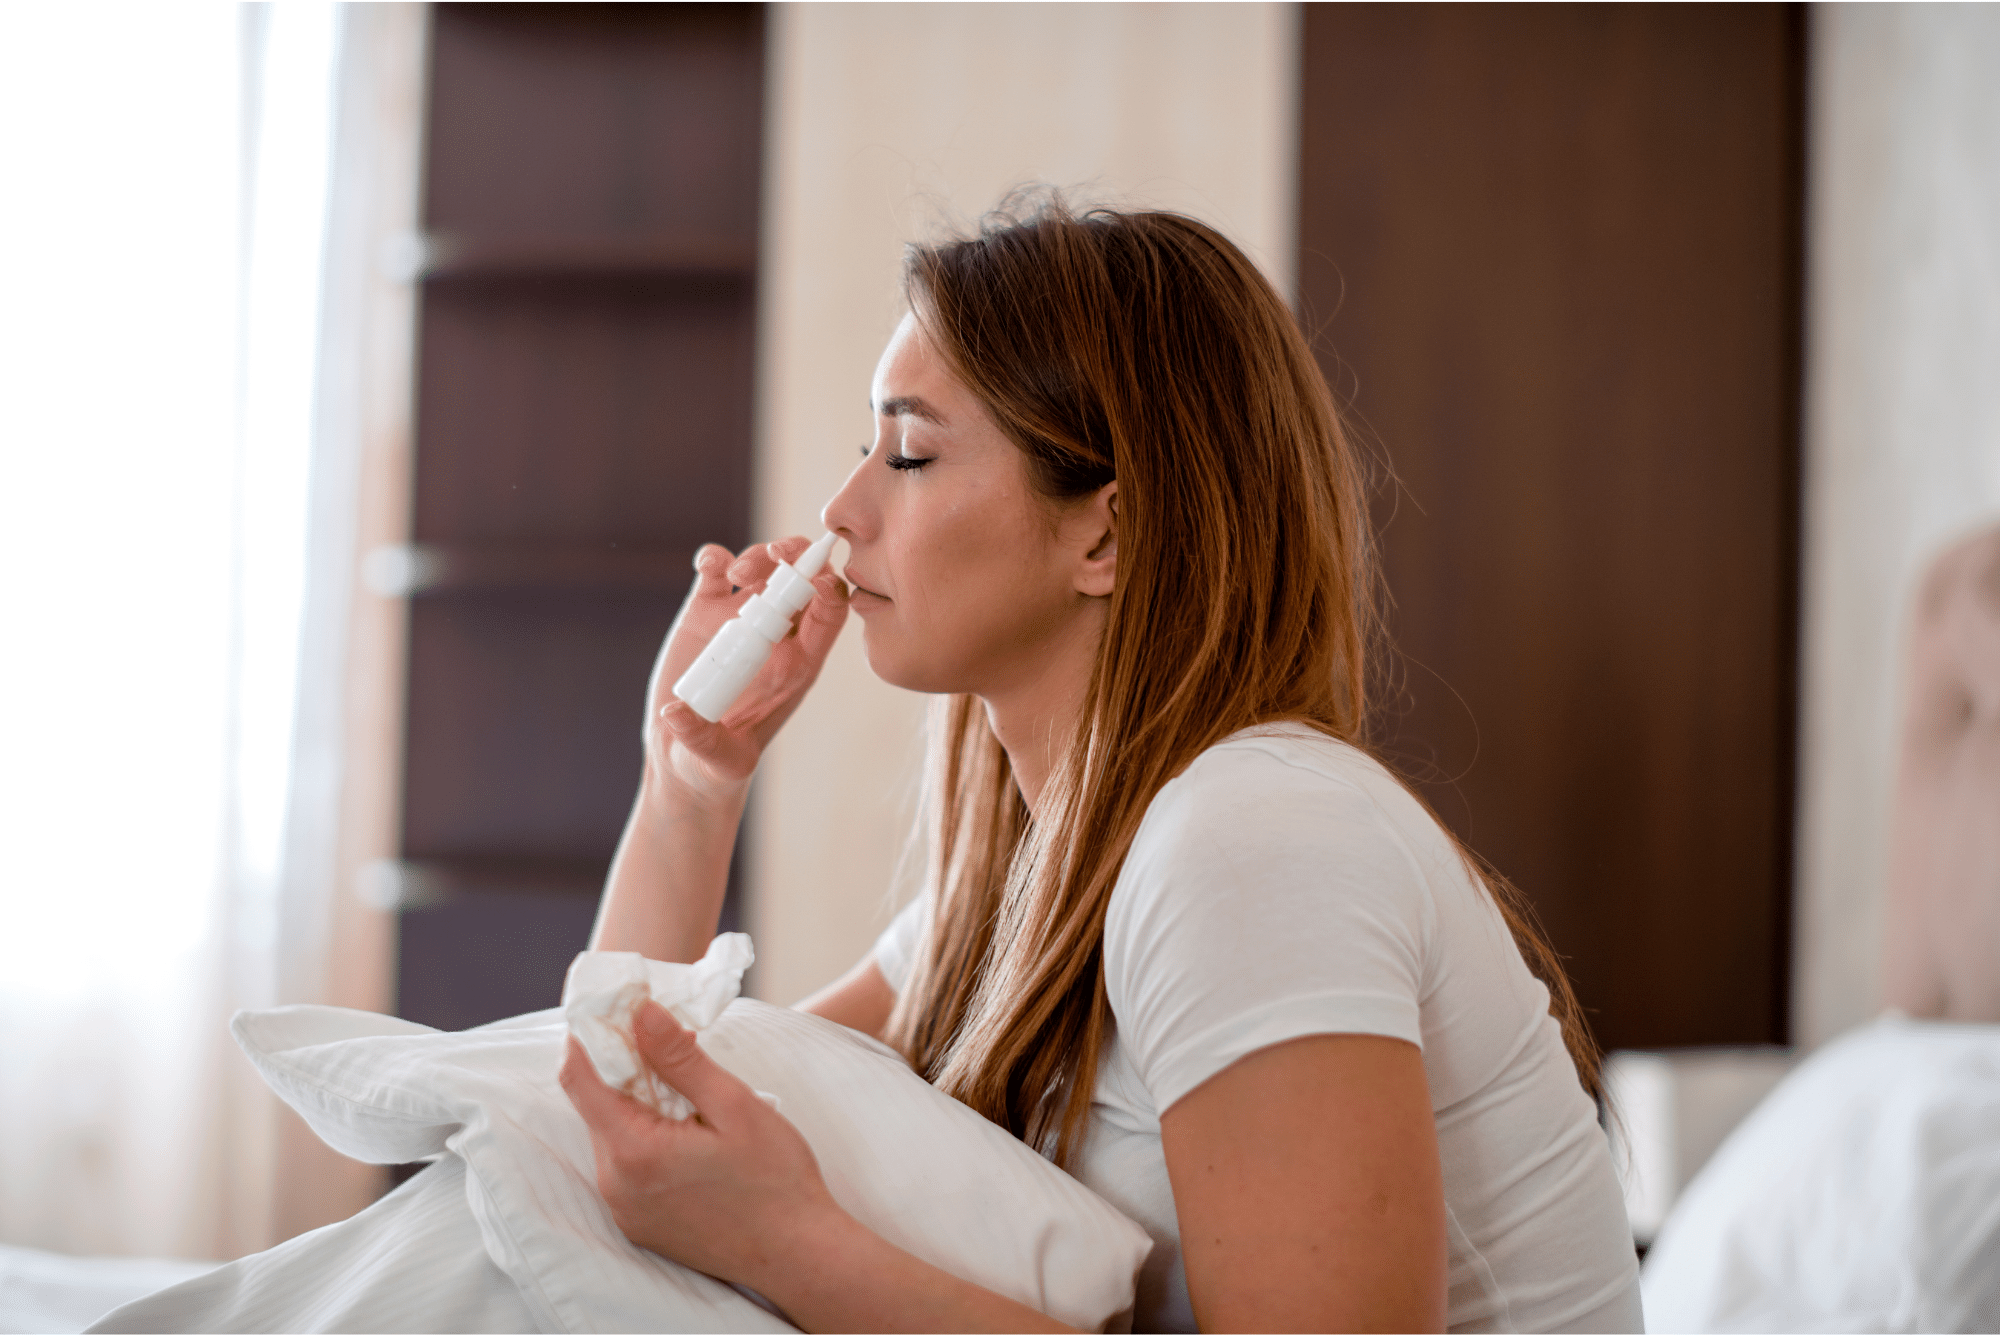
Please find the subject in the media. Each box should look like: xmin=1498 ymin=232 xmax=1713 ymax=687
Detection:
xmin=561 ymin=932 xmax=757 ymax=1121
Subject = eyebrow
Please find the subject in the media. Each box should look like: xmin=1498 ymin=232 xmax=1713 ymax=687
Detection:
xmin=874 ymin=395 xmax=946 ymax=425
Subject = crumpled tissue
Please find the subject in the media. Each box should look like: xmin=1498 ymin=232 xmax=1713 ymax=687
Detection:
xmin=561 ymin=932 xmax=775 ymax=1120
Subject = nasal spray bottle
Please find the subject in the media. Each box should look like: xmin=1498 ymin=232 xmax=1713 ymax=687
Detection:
xmin=671 ymin=531 xmax=839 ymax=722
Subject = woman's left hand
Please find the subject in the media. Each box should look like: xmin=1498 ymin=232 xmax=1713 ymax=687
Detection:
xmin=559 ymin=1000 xmax=847 ymax=1290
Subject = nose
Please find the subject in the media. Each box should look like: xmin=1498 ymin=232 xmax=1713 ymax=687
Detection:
xmin=821 ymin=449 xmax=874 ymax=541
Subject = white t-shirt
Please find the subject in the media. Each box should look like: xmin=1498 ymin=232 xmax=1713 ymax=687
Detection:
xmin=874 ymin=724 xmax=1642 ymax=1333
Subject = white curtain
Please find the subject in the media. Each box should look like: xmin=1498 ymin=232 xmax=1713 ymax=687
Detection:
xmin=0 ymin=2 xmax=350 ymax=1261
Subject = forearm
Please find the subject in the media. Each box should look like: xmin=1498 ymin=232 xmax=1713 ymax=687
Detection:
xmin=589 ymin=766 xmax=747 ymax=962
xmin=755 ymin=1212 xmax=1075 ymax=1335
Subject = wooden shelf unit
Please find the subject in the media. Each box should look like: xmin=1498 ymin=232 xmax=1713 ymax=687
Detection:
xmin=416 ymin=231 xmax=757 ymax=284
xmin=391 ymin=3 xmax=763 ymax=1032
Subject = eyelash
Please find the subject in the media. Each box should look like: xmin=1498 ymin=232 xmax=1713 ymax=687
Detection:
xmin=861 ymin=444 xmax=933 ymax=472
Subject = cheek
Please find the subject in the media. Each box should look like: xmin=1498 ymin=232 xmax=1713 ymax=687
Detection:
xmin=858 ymin=467 xmax=1070 ymax=689
xmin=902 ymin=526 xmax=1066 ymax=666
xmin=898 ymin=495 xmax=1028 ymax=628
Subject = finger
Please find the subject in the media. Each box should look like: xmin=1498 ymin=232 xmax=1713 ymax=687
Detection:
xmin=690 ymin=544 xmax=734 ymax=600
xmin=559 ymin=1037 xmax=660 ymax=1142
xmin=632 ymin=1001 xmax=754 ymax=1128
xmin=764 ymin=535 xmax=811 ymax=569
xmin=726 ymin=543 xmax=779 ymax=590
xmin=794 ymin=570 xmax=851 ymax=659
xmin=809 ymin=551 xmax=848 ymax=602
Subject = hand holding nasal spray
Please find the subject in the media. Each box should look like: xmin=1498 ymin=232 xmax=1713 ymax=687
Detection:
xmin=671 ymin=531 xmax=839 ymax=722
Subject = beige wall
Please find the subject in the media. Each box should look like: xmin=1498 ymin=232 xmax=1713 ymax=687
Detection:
xmin=1794 ymin=5 xmax=2000 ymax=1047
xmin=746 ymin=3 xmax=1298 ymax=1003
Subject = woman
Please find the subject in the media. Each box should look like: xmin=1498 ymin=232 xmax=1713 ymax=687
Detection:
xmin=559 ymin=198 xmax=1642 ymax=1333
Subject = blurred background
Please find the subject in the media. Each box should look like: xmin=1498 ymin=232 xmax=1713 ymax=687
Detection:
xmin=1 ymin=0 xmax=1996 ymax=1265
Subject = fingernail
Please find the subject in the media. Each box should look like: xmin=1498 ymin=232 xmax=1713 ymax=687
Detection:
xmin=660 ymin=701 xmax=695 ymax=734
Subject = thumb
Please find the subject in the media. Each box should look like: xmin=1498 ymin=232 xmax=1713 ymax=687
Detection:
xmin=633 ymin=1000 xmax=748 ymax=1126
xmin=659 ymin=699 xmax=759 ymax=776
xmin=560 ymin=1036 xmax=657 ymax=1140
xmin=658 ymin=698 xmax=712 ymax=740
xmin=795 ymin=569 xmax=851 ymax=660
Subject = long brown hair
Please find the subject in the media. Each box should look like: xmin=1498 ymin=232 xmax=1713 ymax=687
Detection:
xmin=882 ymin=194 xmax=1599 ymax=1167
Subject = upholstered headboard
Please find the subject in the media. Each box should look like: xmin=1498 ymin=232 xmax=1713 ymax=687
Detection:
xmin=1881 ymin=523 xmax=2000 ymax=1023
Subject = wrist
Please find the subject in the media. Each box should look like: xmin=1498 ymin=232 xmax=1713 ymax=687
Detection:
xmin=743 ymin=1198 xmax=872 ymax=1319
xmin=639 ymin=755 xmax=750 ymax=823
xmin=741 ymin=1204 xmax=1073 ymax=1335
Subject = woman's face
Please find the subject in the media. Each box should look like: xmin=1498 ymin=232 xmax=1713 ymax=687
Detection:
xmin=822 ymin=314 xmax=1110 ymax=699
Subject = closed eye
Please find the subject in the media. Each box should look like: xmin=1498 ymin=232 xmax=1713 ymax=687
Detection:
xmin=859 ymin=441 xmax=933 ymax=471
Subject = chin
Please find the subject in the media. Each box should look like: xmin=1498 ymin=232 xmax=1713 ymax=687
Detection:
xmin=859 ymin=624 xmax=966 ymax=697
xmin=862 ymin=646 xmax=945 ymax=696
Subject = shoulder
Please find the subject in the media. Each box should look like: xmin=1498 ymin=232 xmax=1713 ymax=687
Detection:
xmin=1100 ymin=725 xmax=1461 ymax=1107
xmin=1105 ymin=722 xmax=1466 ymax=980
xmin=1123 ymin=723 xmax=1450 ymax=888
xmin=1166 ymin=721 xmax=1377 ymax=791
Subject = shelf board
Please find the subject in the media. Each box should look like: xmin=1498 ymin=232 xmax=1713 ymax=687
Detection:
xmin=395 ymin=231 xmax=756 ymax=283
xmin=359 ymin=855 xmax=609 ymax=912
xmin=363 ymin=542 xmax=699 ymax=597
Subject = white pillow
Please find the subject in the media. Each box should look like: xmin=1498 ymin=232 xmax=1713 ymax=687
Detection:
xmin=1641 ymin=1015 xmax=2000 ymax=1333
xmin=232 ymin=998 xmax=1151 ymax=1333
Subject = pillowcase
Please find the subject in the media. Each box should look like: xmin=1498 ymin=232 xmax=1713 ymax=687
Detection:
xmin=232 ymin=997 xmax=1151 ymax=1334
xmin=1640 ymin=1015 xmax=2000 ymax=1333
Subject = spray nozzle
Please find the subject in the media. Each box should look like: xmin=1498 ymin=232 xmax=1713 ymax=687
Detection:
xmin=792 ymin=530 xmax=838 ymax=580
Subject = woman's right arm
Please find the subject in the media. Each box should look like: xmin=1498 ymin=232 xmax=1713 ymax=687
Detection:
xmin=795 ymin=956 xmax=898 ymax=1039
xmin=590 ymin=537 xmax=849 ymax=962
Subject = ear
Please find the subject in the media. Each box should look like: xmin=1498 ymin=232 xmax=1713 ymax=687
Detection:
xmin=1072 ymin=481 xmax=1117 ymax=599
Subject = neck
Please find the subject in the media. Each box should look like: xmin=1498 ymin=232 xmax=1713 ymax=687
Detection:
xmin=981 ymin=610 xmax=1104 ymax=816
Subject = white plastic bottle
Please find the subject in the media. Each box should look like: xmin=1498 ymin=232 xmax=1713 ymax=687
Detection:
xmin=672 ymin=531 xmax=838 ymax=722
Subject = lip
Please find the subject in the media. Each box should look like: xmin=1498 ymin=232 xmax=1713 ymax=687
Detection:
xmin=842 ymin=565 xmax=889 ymax=602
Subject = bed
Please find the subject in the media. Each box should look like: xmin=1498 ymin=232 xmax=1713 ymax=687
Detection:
xmin=1633 ymin=523 xmax=2000 ymax=1333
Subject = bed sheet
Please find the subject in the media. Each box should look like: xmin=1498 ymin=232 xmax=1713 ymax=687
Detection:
xmin=0 ymin=1244 xmax=215 ymax=1334
xmin=85 ymin=1155 xmax=540 ymax=1334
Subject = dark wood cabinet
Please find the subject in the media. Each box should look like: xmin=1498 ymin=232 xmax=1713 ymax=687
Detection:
xmin=1298 ymin=4 xmax=1805 ymax=1050
xmin=392 ymin=3 xmax=763 ymax=1031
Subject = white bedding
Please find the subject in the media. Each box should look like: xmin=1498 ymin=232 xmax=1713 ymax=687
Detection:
xmin=86 ymin=995 xmax=1149 ymax=1333
xmin=0 ymin=1244 xmax=216 ymax=1334
xmin=1641 ymin=1015 xmax=2000 ymax=1333
xmin=87 ymin=1157 xmax=537 ymax=1334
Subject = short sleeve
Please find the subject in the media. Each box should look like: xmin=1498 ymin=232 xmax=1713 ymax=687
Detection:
xmin=872 ymin=895 xmax=930 ymax=995
xmin=1103 ymin=741 xmax=1439 ymax=1115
